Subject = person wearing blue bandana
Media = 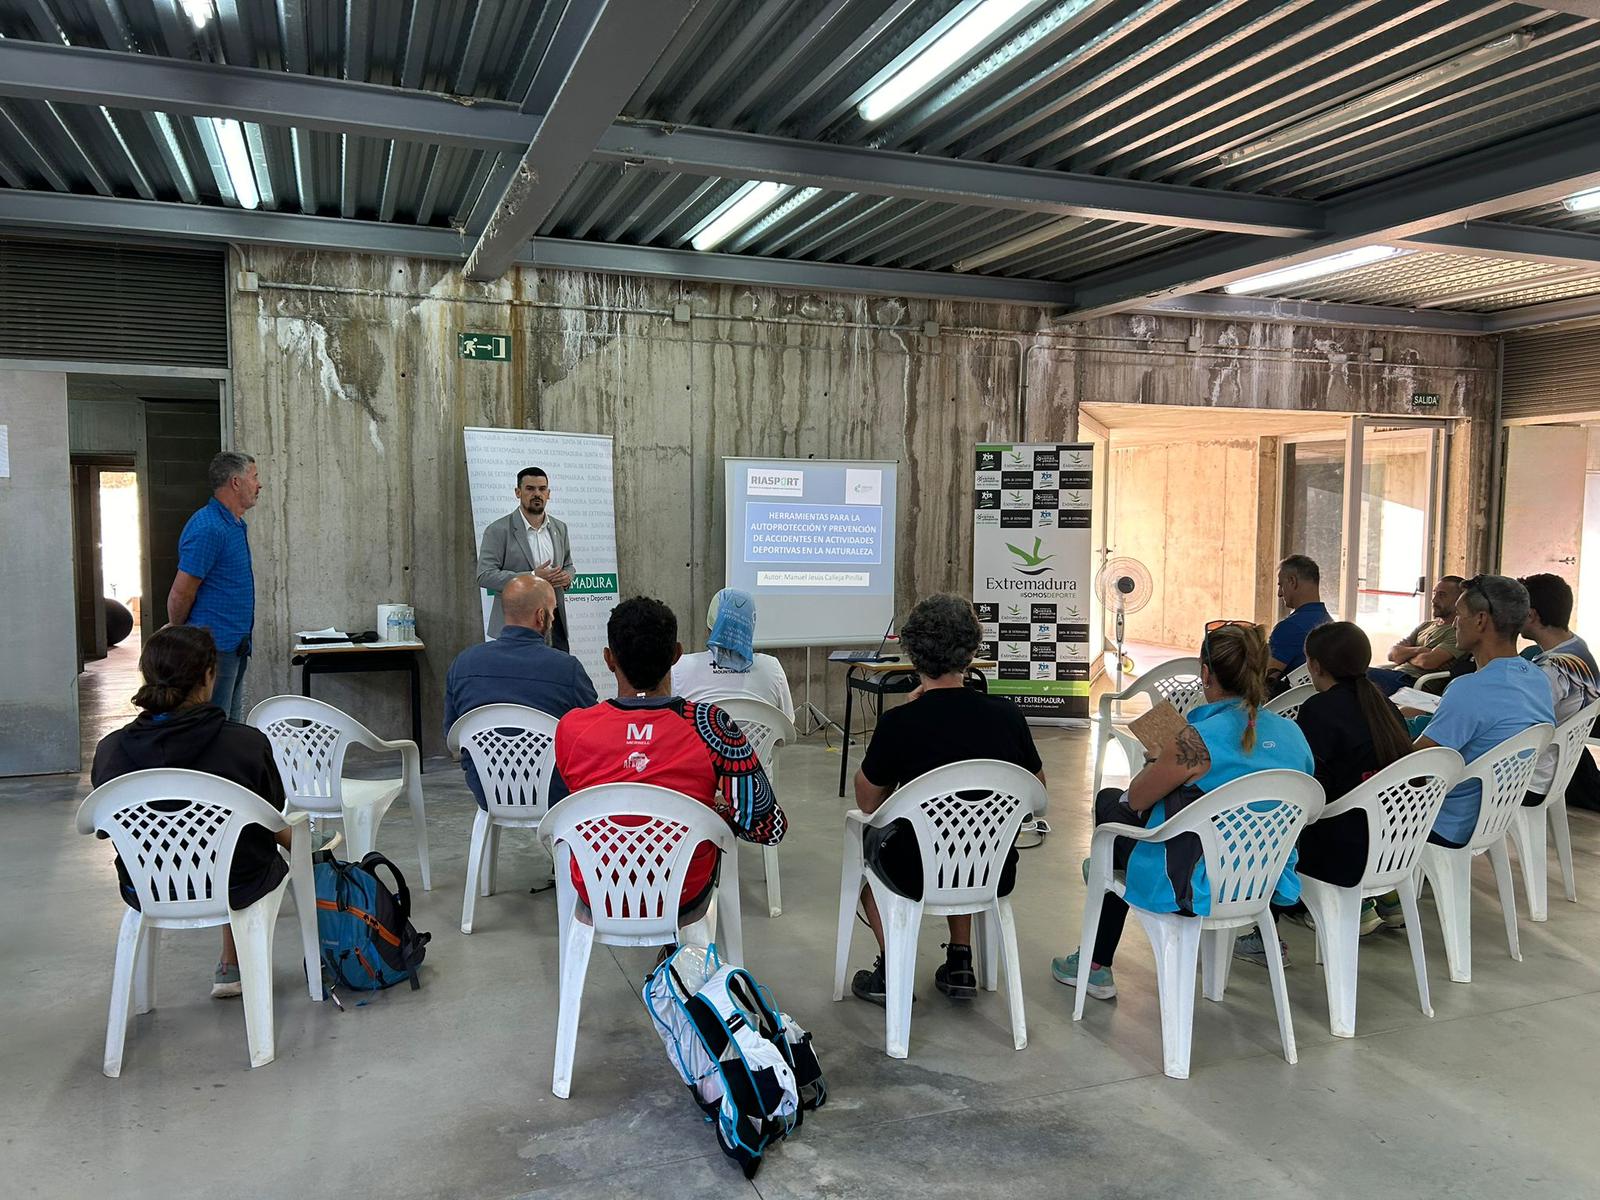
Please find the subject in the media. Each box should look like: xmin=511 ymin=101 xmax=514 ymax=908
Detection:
xmin=1052 ymin=620 xmax=1314 ymax=1000
xmin=671 ymin=588 xmax=795 ymax=722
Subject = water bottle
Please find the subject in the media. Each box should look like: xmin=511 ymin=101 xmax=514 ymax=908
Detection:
xmin=403 ymin=608 xmax=416 ymax=643
xmin=386 ymin=608 xmax=401 ymax=642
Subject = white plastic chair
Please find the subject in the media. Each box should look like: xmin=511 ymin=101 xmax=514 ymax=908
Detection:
xmin=540 ymin=784 xmax=743 ymax=1098
xmin=248 ymin=695 xmax=430 ymax=890
xmin=446 ymin=703 xmax=561 ymax=934
xmin=1412 ymin=669 xmax=1451 ymax=692
xmin=1093 ymin=657 xmax=1205 ymax=794
xmin=708 ymin=695 xmax=795 ymax=918
xmin=1510 ymin=700 xmax=1597 ymax=921
xmin=1298 ymin=747 xmax=1463 ymax=1037
xmin=1286 ymin=664 xmax=1313 ymax=689
xmin=76 ymin=768 xmax=322 ymax=1076
xmin=1074 ymin=769 xmax=1325 ymax=1079
xmin=1265 ymin=683 xmax=1316 ymax=721
xmin=832 ymin=759 xmax=1045 ymax=1059
xmin=1417 ymin=723 xmax=1553 ymax=983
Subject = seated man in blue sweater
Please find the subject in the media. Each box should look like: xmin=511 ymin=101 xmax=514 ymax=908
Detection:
xmin=1267 ymin=554 xmax=1333 ymax=692
xmin=444 ymin=575 xmax=598 ymax=809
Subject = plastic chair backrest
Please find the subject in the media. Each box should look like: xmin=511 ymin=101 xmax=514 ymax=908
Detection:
xmin=706 ymin=695 xmax=795 ymax=789
xmin=75 ymin=768 xmax=284 ymax=921
xmin=247 ymin=695 xmax=369 ymax=812
xmin=1546 ymin=699 xmax=1600 ymax=803
xmin=1140 ymin=769 xmax=1324 ymax=920
xmin=870 ymin=759 xmax=1045 ymax=909
xmin=1122 ymin=657 xmax=1205 ymax=715
xmin=446 ymin=703 xmax=560 ymax=818
xmin=1462 ymin=723 xmax=1555 ymax=850
xmin=542 ymin=784 xmax=735 ymax=938
xmin=1286 ymin=664 xmax=1312 ymax=689
xmin=1265 ymin=683 xmax=1315 ymax=721
xmin=1321 ymin=747 xmax=1462 ymax=888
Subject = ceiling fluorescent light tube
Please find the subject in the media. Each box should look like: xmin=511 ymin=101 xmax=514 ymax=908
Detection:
xmin=1219 ymin=31 xmax=1533 ymax=166
xmin=691 ymin=181 xmax=791 ymax=252
xmin=212 ymin=118 xmax=260 ymax=210
xmin=858 ymin=0 xmax=1036 ymax=123
xmin=181 ymin=0 xmax=214 ymax=29
xmin=1223 ymin=245 xmax=1402 ymax=295
xmin=1563 ymin=187 xmax=1600 ymax=214
xmin=955 ymin=216 xmax=1087 ymax=272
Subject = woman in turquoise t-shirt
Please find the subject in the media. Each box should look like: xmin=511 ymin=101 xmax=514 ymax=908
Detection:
xmin=1052 ymin=621 xmax=1315 ymax=1000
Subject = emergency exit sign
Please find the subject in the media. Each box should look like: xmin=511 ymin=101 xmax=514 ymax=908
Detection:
xmin=1411 ymin=392 xmax=1441 ymax=408
xmin=459 ymin=332 xmax=510 ymax=361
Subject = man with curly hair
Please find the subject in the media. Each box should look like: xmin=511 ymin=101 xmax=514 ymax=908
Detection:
xmin=848 ymin=593 xmax=1045 ymax=1005
xmin=555 ymin=596 xmax=785 ymax=916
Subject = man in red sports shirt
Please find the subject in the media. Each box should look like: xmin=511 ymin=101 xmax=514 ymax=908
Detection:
xmin=555 ymin=596 xmax=785 ymax=914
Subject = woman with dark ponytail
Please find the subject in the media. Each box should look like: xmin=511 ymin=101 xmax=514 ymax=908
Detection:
xmin=1279 ymin=621 xmax=1414 ymax=934
xmin=1052 ymin=621 xmax=1314 ymax=1001
xmin=91 ymin=625 xmax=290 ymax=999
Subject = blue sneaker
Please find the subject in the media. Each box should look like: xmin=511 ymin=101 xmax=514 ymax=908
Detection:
xmin=1051 ymin=950 xmax=1116 ymax=1000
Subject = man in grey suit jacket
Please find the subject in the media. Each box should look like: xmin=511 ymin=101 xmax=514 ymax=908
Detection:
xmin=476 ymin=466 xmax=575 ymax=649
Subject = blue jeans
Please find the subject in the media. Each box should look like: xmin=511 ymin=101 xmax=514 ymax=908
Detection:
xmin=1367 ymin=667 xmax=1413 ymax=697
xmin=212 ymin=648 xmax=250 ymax=722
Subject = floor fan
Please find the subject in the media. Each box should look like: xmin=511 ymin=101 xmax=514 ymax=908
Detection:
xmin=1095 ymin=554 xmax=1153 ymax=691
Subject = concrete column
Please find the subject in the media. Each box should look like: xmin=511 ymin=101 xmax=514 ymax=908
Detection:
xmin=0 ymin=370 xmax=79 ymax=776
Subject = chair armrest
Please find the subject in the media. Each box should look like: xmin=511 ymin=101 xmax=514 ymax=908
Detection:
xmin=282 ymin=811 xmax=311 ymax=828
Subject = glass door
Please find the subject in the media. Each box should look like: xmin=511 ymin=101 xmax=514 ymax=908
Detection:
xmin=1352 ymin=423 xmax=1445 ymax=652
xmin=1281 ymin=419 xmax=1448 ymax=645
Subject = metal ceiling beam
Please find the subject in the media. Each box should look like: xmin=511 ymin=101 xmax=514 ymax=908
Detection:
xmin=1060 ymin=110 xmax=1600 ymax=323
xmin=0 ymin=39 xmax=538 ymax=150
xmin=1402 ymin=221 xmax=1600 ymax=270
xmin=1129 ymin=294 xmax=1490 ymax=336
xmin=592 ymin=122 xmax=1322 ymax=237
xmin=1483 ymin=293 xmax=1600 ymax=334
xmin=0 ymin=41 xmax=1325 ymax=237
xmin=0 ymin=188 xmax=1073 ymax=306
xmin=463 ymin=0 xmax=698 ymax=281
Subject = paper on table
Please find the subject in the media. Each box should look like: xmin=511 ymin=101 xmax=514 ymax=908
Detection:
xmin=296 ymin=627 xmax=348 ymax=639
xmin=1390 ymin=686 xmax=1441 ymax=713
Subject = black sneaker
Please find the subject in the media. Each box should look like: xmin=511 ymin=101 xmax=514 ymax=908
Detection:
xmin=850 ymin=955 xmax=887 ymax=1006
xmin=934 ymin=944 xmax=977 ymax=1001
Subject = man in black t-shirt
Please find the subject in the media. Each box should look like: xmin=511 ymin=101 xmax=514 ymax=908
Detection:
xmin=851 ymin=594 xmax=1046 ymax=1006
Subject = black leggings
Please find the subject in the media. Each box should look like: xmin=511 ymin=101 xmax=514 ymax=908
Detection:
xmin=1090 ymin=788 xmax=1146 ymax=968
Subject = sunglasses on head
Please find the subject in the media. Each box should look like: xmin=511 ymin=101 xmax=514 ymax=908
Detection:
xmin=1202 ymin=619 xmax=1255 ymax=662
xmin=1463 ymin=574 xmax=1495 ymax=620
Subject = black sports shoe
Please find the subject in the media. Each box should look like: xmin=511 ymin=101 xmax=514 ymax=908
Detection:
xmin=935 ymin=943 xmax=977 ymax=1000
xmin=851 ymin=955 xmax=887 ymax=1006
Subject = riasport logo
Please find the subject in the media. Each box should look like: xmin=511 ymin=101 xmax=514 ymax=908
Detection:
xmin=747 ymin=468 xmax=803 ymax=497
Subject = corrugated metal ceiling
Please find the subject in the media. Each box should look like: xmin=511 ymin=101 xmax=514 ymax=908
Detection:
xmin=0 ymin=0 xmax=1597 ymax=315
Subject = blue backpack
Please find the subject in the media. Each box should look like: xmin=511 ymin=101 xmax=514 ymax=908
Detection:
xmin=313 ymin=850 xmax=430 ymax=992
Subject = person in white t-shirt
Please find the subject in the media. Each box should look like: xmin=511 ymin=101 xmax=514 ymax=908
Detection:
xmin=671 ymin=588 xmax=795 ymax=722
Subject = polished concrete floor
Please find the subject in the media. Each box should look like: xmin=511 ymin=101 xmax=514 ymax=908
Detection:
xmin=5 ymin=668 xmax=1600 ymax=1199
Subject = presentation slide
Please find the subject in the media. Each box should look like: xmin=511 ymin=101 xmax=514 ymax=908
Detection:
xmin=724 ymin=457 xmax=898 ymax=648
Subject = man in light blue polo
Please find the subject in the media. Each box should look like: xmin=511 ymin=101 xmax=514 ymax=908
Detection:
xmin=1417 ymin=574 xmax=1554 ymax=845
xmin=167 ymin=451 xmax=259 ymax=722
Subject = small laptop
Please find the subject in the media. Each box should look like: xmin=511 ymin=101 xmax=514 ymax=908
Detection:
xmin=829 ymin=621 xmax=896 ymax=664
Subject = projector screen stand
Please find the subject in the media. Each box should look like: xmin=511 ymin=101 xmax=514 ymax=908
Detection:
xmin=797 ymin=646 xmax=844 ymax=739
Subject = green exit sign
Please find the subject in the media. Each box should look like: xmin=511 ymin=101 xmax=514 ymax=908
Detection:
xmin=459 ymin=332 xmax=510 ymax=361
xmin=1411 ymin=392 xmax=1441 ymax=408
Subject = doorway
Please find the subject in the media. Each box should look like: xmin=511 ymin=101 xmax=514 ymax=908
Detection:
xmin=1283 ymin=420 xmax=1449 ymax=651
xmin=1500 ymin=423 xmax=1600 ymax=633
xmin=1084 ymin=403 xmax=1452 ymax=681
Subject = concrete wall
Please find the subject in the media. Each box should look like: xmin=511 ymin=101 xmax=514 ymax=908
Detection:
xmin=228 ymin=249 xmax=1497 ymax=752
xmin=1108 ymin=438 xmax=1269 ymax=648
xmin=0 ymin=370 xmax=79 ymax=775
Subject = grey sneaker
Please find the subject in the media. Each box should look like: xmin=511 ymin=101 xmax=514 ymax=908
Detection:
xmin=1359 ymin=899 xmax=1384 ymax=936
xmin=1375 ymin=892 xmax=1406 ymax=929
xmin=211 ymin=961 xmax=242 ymax=999
xmin=1233 ymin=930 xmax=1289 ymax=968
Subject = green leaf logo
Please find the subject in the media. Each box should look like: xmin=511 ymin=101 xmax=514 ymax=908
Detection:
xmin=1005 ymin=536 xmax=1055 ymax=569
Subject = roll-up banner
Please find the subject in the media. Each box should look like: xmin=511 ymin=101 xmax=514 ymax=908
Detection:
xmin=463 ymin=427 xmax=620 ymax=698
xmin=972 ymin=442 xmax=1093 ymax=725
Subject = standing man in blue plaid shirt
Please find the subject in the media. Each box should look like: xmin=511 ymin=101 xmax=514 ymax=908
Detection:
xmin=166 ymin=451 xmax=260 ymax=721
